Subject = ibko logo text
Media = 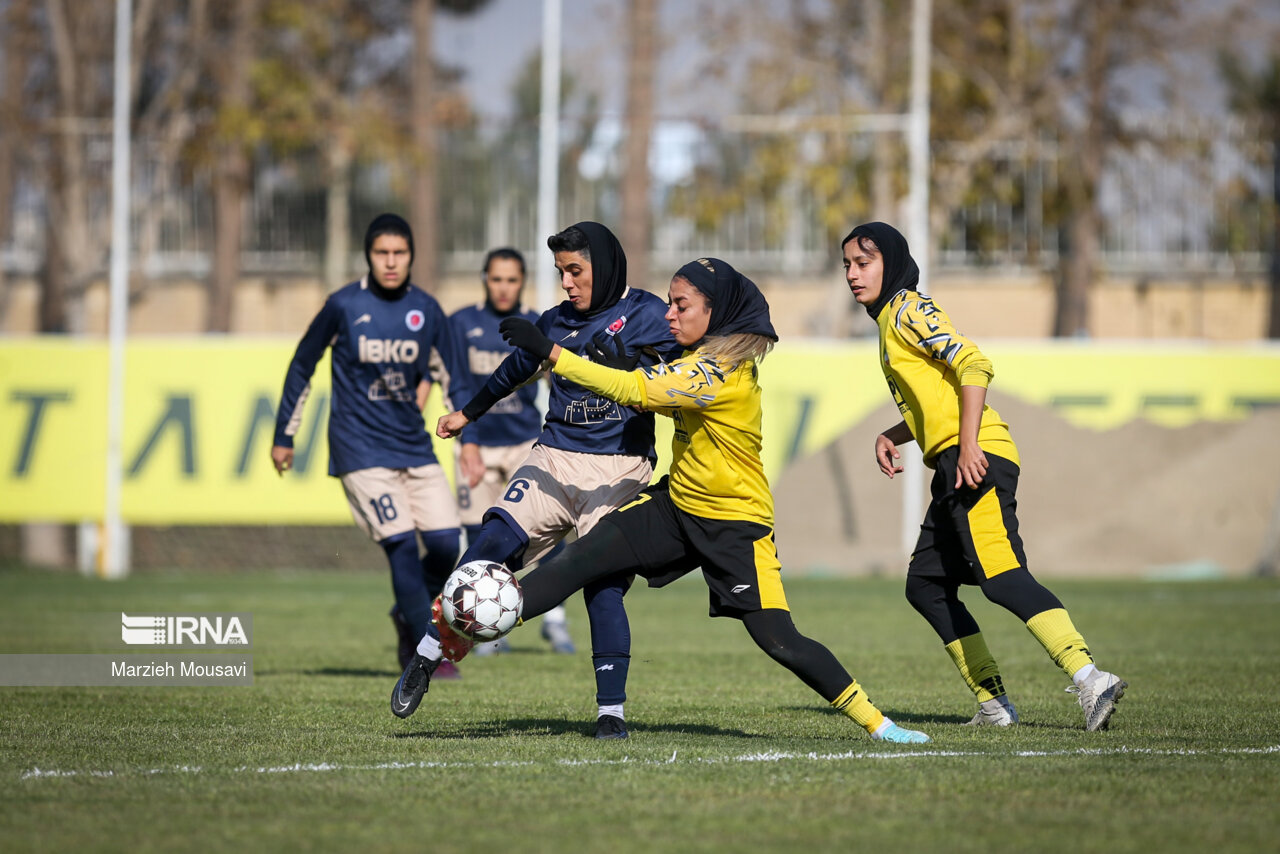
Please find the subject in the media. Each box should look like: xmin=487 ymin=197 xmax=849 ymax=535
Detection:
xmin=358 ymin=335 xmax=419 ymax=364
xmin=121 ymin=613 xmax=252 ymax=648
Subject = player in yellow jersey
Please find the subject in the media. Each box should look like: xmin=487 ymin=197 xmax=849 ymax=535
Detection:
xmin=391 ymin=256 xmax=931 ymax=743
xmin=844 ymin=221 xmax=1126 ymax=731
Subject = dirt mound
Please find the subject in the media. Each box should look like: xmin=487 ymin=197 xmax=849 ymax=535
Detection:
xmin=772 ymin=392 xmax=1280 ymax=578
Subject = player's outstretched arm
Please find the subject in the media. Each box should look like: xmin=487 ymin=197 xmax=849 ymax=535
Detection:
xmin=501 ymin=317 xmax=645 ymax=407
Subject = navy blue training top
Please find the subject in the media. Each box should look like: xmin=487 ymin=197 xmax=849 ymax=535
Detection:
xmin=273 ymin=278 xmax=472 ymax=476
xmin=475 ymin=288 xmax=682 ymax=460
xmin=451 ymin=302 xmax=543 ymax=447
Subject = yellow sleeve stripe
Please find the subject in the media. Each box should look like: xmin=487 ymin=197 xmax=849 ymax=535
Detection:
xmin=552 ymin=349 xmax=646 ymax=407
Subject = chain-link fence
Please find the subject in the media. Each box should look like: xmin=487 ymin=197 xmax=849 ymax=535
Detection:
xmin=2 ymin=116 xmax=1273 ymax=282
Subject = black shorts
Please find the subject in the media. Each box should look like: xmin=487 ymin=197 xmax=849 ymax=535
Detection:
xmin=599 ymin=479 xmax=790 ymax=618
xmin=908 ymin=447 xmax=1027 ymax=586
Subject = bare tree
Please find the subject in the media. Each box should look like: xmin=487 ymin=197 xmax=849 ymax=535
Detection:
xmin=405 ymin=0 xmax=494 ymax=289
xmin=0 ymin=0 xmax=37 ymax=327
xmin=41 ymin=0 xmax=117 ymax=332
xmin=1029 ymin=0 xmax=1242 ymax=337
xmin=251 ymin=1 xmax=404 ymax=290
xmin=1046 ymin=2 xmax=1115 ymax=337
xmin=409 ymin=0 xmax=439 ymax=289
xmin=1220 ymin=51 xmax=1280 ymax=339
xmin=621 ymin=0 xmax=657 ymax=291
xmin=207 ymin=0 xmax=256 ymax=333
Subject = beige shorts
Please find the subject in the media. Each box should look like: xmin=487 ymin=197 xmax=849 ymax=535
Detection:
xmin=455 ymin=439 xmax=538 ymax=527
xmin=487 ymin=444 xmax=653 ymax=565
xmin=341 ymin=464 xmax=461 ymax=543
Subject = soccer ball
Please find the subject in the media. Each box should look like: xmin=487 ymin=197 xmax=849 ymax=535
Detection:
xmin=440 ymin=560 xmax=523 ymax=641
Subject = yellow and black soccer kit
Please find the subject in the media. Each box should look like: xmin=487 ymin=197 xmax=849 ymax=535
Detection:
xmin=553 ymin=348 xmax=784 ymax=615
xmin=879 ymin=290 xmax=1095 ymax=698
xmin=513 ymin=348 xmax=891 ymax=733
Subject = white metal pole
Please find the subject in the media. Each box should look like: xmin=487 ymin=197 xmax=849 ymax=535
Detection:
xmin=102 ymin=0 xmax=132 ymax=578
xmin=907 ymin=0 xmax=932 ymax=290
xmin=900 ymin=0 xmax=932 ymax=559
xmin=535 ymin=0 xmax=562 ymax=311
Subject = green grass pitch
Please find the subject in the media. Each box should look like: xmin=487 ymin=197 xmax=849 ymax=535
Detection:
xmin=1 ymin=567 xmax=1278 ymax=853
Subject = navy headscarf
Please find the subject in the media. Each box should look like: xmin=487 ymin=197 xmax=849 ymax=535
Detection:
xmin=842 ymin=221 xmax=919 ymax=320
xmin=364 ymin=212 xmax=415 ymax=297
xmin=673 ymin=257 xmax=777 ymax=344
xmin=571 ymin=221 xmax=628 ymax=316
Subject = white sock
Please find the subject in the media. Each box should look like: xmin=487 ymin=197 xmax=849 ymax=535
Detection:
xmin=416 ymin=634 xmax=442 ymax=661
xmin=544 ymin=605 xmax=567 ymax=624
xmin=1071 ymin=663 xmax=1097 ymax=686
xmin=870 ymin=717 xmax=894 ymax=739
xmin=597 ymin=704 xmax=624 ymax=720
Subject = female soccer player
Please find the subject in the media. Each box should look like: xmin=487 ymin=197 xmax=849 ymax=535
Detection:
xmin=272 ymin=213 xmax=471 ymax=675
xmin=843 ymin=220 xmax=1126 ymax=731
xmin=393 ymin=256 xmax=932 ymax=744
xmin=428 ymin=222 xmax=683 ymax=738
xmin=448 ymin=247 xmax=575 ymax=656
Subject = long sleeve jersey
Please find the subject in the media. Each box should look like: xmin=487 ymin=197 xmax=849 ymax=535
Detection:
xmin=471 ymin=288 xmax=683 ymax=460
xmin=450 ymin=302 xmax=543 ymax=447
xmin=876 ymin=290 xmax=1019 ymax=467
xmin=553 ymin=349 xmax=773 ymax=526
xmin=273 ymin=278 xmax=472 ymax=476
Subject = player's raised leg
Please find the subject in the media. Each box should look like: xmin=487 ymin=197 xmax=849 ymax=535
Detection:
xmin=393 ymin=515 xmax=643 ymax=720
xmin=537 ymin=540 xmax=576 ymax=654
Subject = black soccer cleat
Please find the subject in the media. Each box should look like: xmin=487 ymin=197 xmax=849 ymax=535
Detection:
xmin=594 ymin=714 xmax=629 ymax=740
xmin=391 ymin=653 xmax=438 ymax=719
xmin=389 ymin=605 xmax=415 ymax=671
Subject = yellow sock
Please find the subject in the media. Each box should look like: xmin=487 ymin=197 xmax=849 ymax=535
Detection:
xmin=944 ymin=633 xmax=1006 ymax=702
xmin=831 ymin=680 xmax=885 ymax=734
xmin=1025 ymin=608 xmax=1093 ymax=677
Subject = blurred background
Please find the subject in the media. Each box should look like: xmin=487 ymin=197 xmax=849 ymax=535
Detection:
xmin=0 ymin=0 xmax=1277 ymax=578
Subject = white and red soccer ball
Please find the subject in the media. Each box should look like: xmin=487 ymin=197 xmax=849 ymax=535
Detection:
xmin=440 ymin=560 xmax=523 ymax=641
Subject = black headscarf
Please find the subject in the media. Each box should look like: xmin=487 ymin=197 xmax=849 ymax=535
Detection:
xmin=573 ymin=221 xmax=628 ymax=316
xmin=842 ymin=221 xmax=919 ymax=320
xmin=673 ymin=257 xmax=777 ymax=344
xmin=364 ymin=213 xmax=414 ymax=297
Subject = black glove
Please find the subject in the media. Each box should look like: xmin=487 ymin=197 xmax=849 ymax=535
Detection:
xmin=585 ymin=332 xmax=640 ymax=370
xmin=499 ymin=317 xmax=554 ymax=361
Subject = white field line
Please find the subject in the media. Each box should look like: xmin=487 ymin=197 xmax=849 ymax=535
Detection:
xmin=19 ymin=744 xmax=1279 ymax=782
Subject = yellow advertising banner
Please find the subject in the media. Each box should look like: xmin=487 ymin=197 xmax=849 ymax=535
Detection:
xmin=2 ymin=339 xmax=1278 ymax=524
xmin=0 ymin=339 xmax=454 ymax=524
xmin=760 ymin=341 xmax=1280 ymax=474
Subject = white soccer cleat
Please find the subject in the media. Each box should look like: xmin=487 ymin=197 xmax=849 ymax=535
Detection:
xmin=540 ymin=619 xmax=576 ymax=654
xmin=966 ymin=695 xmax=1019 ymax=727
xmin=1070 ymin=669 xmax=1127 ymax=731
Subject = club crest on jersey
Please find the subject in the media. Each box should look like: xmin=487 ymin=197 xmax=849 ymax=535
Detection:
xmin=406 ymin=309 xmax=425 ymax=332
xmin=605 ymin=315 xmax=627 ymax=337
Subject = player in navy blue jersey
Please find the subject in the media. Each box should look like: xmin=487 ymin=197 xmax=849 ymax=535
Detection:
xmin=413 ymin=221 xmax=682 ymax=739
xmin=450 ymin=247 xmax=575 ymax=655
xmin=272 ymin=213 xmax=473 ymax=677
